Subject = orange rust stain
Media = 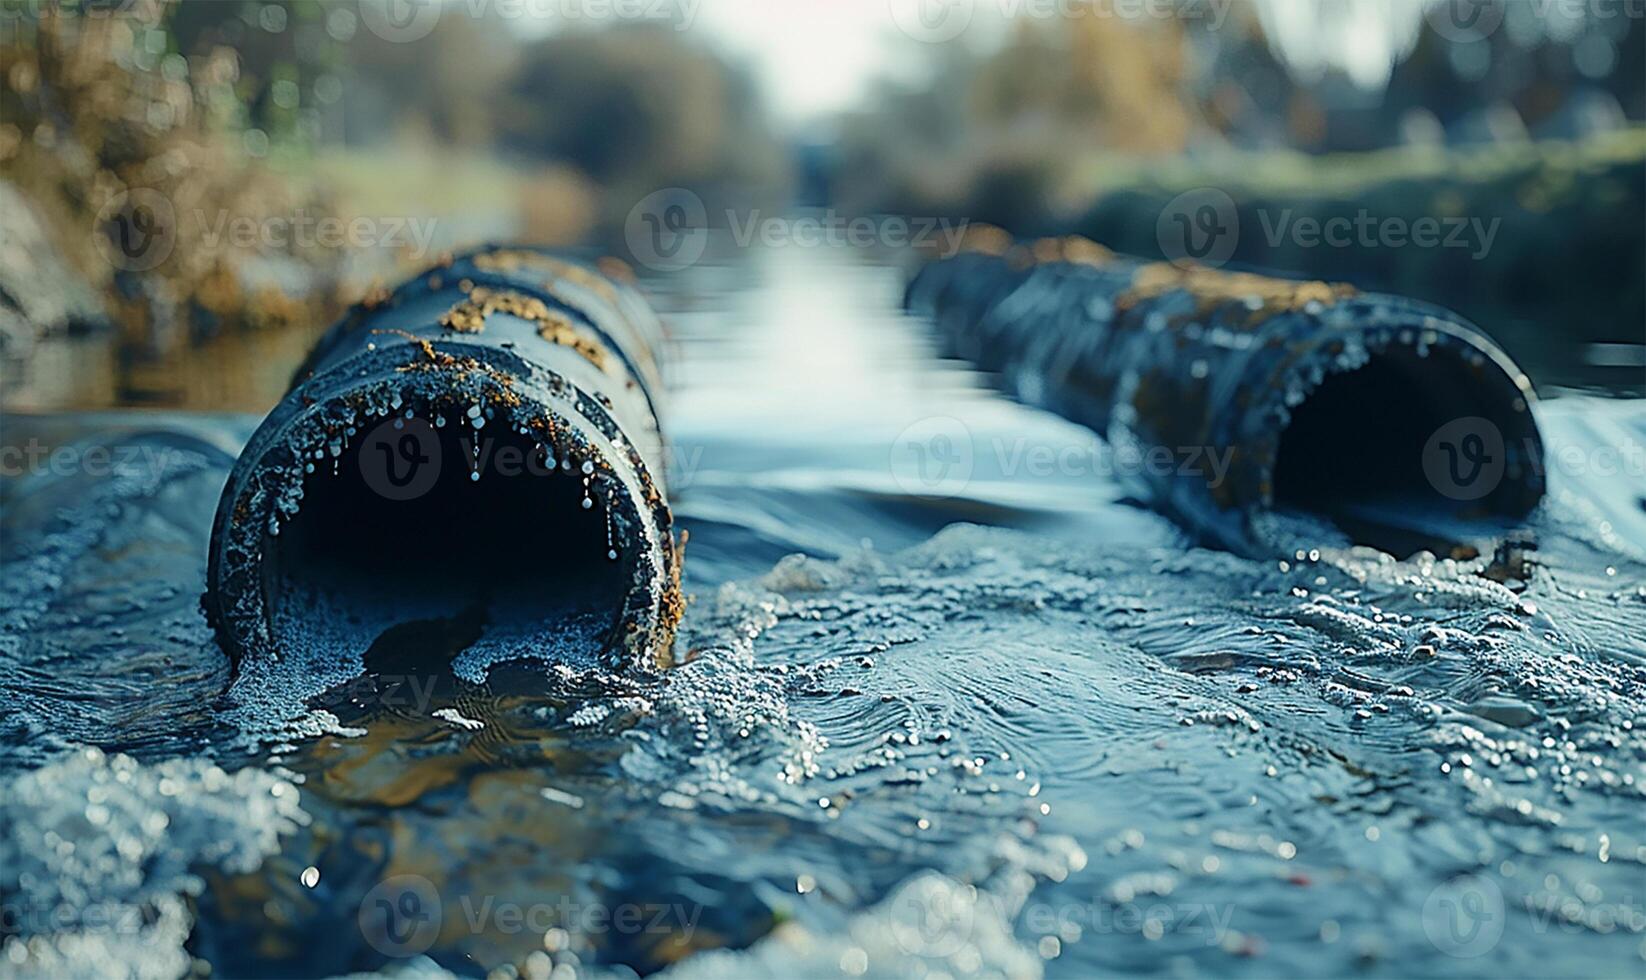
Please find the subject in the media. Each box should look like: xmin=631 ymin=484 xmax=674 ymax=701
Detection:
xmin=537 ymin=317 xmax=610 ymax=372
xmin=1011 ymin=234 xmax=1116 ymax=269
xmin=1118 ymin=262 xmax=1355 ymax=321
xmin=472 ymin=249 xmax=621 ymax=306
xmin=654 ymin=528 xmax=688 ymax=668
xmin=437 ymin=285 xmax=612 ymax=372
xmin=955 ymin=223 xmax=1013 ymax=257
xmin=596 ymin=255 xmax=636 ymax=284
xmin=360 ymin=282 xmax=392 ymax=311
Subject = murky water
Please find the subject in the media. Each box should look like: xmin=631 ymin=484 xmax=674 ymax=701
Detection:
xmin=3 ymin=242 xmax=1644 ymax=979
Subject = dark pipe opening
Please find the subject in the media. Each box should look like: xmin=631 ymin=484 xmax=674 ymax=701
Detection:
xmin=268 ymin=415 xmax=628 ymax=664
xmin=1273 ymin=346 xmax=1531 ymax=556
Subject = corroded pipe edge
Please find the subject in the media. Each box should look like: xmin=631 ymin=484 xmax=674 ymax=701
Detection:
xmin=290 ymin=251 xmax=666 ymax=429
xmin=205 ymin=339 xmax=681 ymax=673
xmin=1194 ymin=298 xmax=1543 ymax=552
xmin=910 ymin=235 xmax=1546 ymax=555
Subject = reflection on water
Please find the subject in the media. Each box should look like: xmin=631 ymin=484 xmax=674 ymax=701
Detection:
xmin=2 ymin=243 xmax=1644 ymax=978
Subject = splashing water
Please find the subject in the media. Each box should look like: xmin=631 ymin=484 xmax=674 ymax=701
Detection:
xmin=1 ymin=243 xmax=1643 ymax=978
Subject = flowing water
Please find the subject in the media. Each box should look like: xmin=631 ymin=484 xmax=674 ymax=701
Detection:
xmin=2 ymin=242 xmax=1645 ymax=979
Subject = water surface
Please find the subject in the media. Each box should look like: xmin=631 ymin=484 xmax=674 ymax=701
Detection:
xmin=2 ymin=243 xmax=1644 ymax=979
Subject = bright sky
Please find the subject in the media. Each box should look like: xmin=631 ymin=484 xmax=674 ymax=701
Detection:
xmin=690 ymin=1 xmax=931 ymax=123
xmin=1252 ymin=0 xmax=1428 ymax=89
xmin=510 ymin=0 xmax=1435 ymax=122
xmin=505 ymin=0 xmax=927 ymax=121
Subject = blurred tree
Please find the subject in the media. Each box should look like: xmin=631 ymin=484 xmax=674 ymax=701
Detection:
xmin=333 ymin=7 xmax=519 ymax=148
xmin=0 ymin=0 xmax=341 ymax=404
xmin=971 ymin=15 xmax=1191 ymax=153
xmin=166 ymin=0 xmax=351 ymax=155
xmin=835 ymin=13 xmax=1194 ymax=225
xmin=836 ymin=0 xmax=1643 ymax=228
xmin=1382 ymin=2 xmax=1644 ymax=145
xmin=495 ymin=24 xmax=786 ymax=224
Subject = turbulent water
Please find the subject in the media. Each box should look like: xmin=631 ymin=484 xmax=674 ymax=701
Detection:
xmin=2 ymin=243 xmax=1644 ymax=979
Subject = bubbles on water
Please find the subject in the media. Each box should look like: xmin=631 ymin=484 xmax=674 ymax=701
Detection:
xmin=0 ymin=748 xmax=304 ymax=978
xmin=6 ymin=395 xmax=1645 ymax=977
xmin=636 ymin=520 xmax=1646 ymax=976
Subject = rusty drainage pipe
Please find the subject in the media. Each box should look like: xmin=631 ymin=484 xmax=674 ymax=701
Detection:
xmin=206 ymin=246 xmax=681 ymax=672
xmin=907 ymin=234 xmax=1546 ymax=556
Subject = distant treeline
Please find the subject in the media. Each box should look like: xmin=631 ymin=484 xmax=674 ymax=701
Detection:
xmin=1063 ymin=132 xmax=1646 ymax=392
